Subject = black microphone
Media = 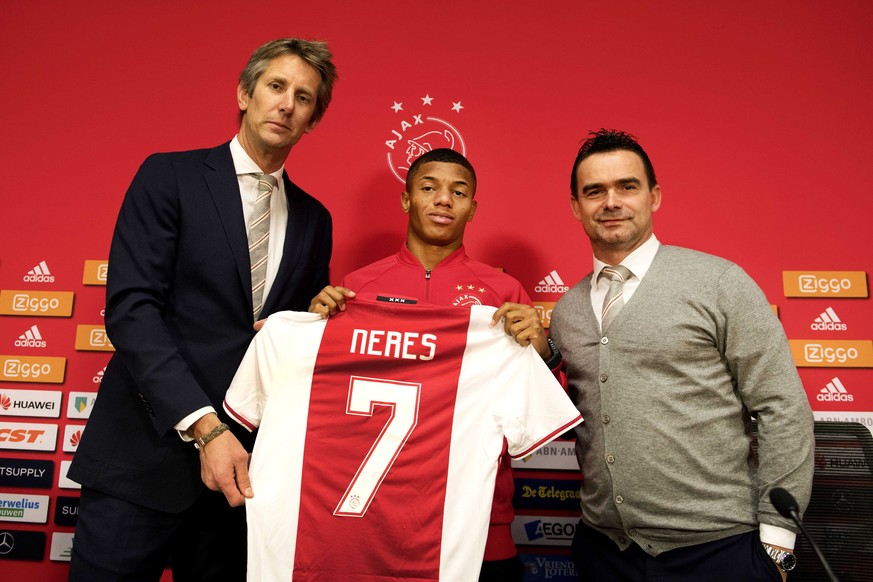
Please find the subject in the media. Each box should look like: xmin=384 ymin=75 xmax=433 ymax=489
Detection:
xmin=769 ymin=487 xmax=840 ymax=582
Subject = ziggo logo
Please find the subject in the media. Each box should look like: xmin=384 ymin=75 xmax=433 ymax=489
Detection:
xmin=12 ymin=294 xmax=60 ymax=312
xmin=804 ymin=344 xmax=860 ymax=364
xmin=798 ymin=276 xmax=853 ymax=294
xmin=3 ymin=360 xmax=53 ymax=379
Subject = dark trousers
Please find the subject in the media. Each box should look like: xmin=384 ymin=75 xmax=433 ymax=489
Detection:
xmin=480 ymin=555 xmax=526 ymax=582
xmin=572 ymin=522 xmax=782 ymax=582
xmin=69 ymin=486 xmax=246 ymax=582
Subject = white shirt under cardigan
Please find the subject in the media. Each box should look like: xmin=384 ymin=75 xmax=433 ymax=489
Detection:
xmin=588 ymin=233 xmax=796 ymax=551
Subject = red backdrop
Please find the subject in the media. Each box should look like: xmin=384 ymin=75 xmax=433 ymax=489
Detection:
xmin=1 ymin=0 xmax=871 ymax=578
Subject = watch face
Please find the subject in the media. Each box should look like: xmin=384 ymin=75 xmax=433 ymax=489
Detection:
xmin=780 ymin=553 xmax=797 ymax=572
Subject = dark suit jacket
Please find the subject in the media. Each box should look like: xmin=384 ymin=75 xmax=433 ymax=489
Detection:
xmin=69 ymin=142 xmax=332 ymax=512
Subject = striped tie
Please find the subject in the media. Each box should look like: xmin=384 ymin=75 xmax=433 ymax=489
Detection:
xmin=249 ymin=173 xmax=277 ymax=320
xmin=599 ymin=265 xmax=632 ymax=332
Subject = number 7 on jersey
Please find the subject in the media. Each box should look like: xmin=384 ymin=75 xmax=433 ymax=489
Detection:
xmin=334 ymin=376 xmax=422 ymax=517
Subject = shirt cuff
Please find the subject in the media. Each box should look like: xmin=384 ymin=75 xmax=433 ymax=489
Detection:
xmin=174 ymin=406 xmax=217 ymax=442
xmin=760 ymin=523 xmax=796 ymax=550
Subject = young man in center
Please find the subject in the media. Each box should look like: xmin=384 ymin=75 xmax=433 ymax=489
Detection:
xmin=310 ymin=148 xmax=562 ymax=580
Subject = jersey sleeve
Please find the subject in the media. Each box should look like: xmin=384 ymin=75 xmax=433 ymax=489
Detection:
xmin=467 ymin=306 xmax=583 ymax=458
xmin=223 ymin=311 xmax=325 ymax=432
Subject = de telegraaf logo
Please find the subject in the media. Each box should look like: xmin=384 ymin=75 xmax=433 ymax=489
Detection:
xmin=384 ymin=94 xmax=467 ymax=183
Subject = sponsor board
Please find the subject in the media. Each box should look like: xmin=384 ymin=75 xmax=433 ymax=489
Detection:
xmin=0 ymin=290 xmax=74 ymax=317
xmin=75 ymin=324 xmax=114 ymax=352
xmin=54 ymin=496 xmax=79 ymax=526
xmin=813 ymin=412 xmax=873 ymax=438
xmin=514 ymin=478 xmax=582 ymax=511
xmin=534 ymin=302 xmax=556 ymax=329
xmin=0 ymin=388 xmax=62 ymax=418
xmin=0 ymin=422 xmax=58 ymax=451
xmin=0 ymin=492 xmax=50 ymax=523
xmin=0 ymin=529 xmax=46 ymax=561
xmin=63 ymin=425 xmax=85 ymax=453
xmin=49 ymin=531 xmax=74 ymax=562
xmin=58 ymin=460 xmax=81 ymax=490
xmin=67 ymin=391 xmax=98 ymax=419
xmin=519 ymin=552 xmax=578 ymax=581
xmin=82 ymin=260 xmax=108 ymax=285
xmin=511 ymin=441 xmax=578 ymax=471
xmin=790 ymin=340 xmax=873 ymax=367
xmin=783 ymin=271 xmax=868 ymax=298
xmin=512 ymin=515 xmax=577 ymax=547
xmin=0 ymin=355 xmax=66 ymax=384
xmin=0 ymin=458 xmax=54 ymax=488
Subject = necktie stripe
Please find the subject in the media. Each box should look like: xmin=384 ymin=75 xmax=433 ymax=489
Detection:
xmin=248 ymin=173 xmax=277 ymax=320
xmin=599 ymin=264 xmax=632 ymax=332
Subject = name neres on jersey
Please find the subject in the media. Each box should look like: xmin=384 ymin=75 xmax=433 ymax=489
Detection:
xmin=350 ymin=328 xmax=437 ymax=361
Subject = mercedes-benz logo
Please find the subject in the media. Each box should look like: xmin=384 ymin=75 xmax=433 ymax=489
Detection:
xmin=0 ymin=531 xmax=14 ymax=555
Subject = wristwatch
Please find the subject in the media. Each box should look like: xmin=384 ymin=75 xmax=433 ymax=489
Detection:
xmin=763 ymin=543 xmax=797 ymax=572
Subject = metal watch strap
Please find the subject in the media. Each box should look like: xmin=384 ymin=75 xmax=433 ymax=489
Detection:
xmin=194 ymin=422 xmax=230 ymax=450
xmin=763 ymin=543 xmax=797 ymax=572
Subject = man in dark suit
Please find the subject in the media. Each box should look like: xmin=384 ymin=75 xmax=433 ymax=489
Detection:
xmin=68 ymin=38 xmax=338 ymax=581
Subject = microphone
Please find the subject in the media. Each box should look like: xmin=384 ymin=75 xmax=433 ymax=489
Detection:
xmin=769 ymin=487 xmax=840 ymax=582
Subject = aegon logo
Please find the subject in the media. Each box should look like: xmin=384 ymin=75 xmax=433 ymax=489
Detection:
xmin=790 ymin=340 xmax=873 ymax=368
xmin=0 ymin=356 xmax=66 ymax=384
xmin=783 ymin=271 xmax=868 ymax=298
xmin=0 ymin=290 xmax=74 ymax=317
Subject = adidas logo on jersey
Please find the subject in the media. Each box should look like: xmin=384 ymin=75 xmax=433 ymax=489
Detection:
xmin=535 ymin=270 xmax=569 ymax=293
xmin=15 ymin=325 xmax=46 ymax=348
xmin=817 ymin=377 xmax=853 ymax=402
xmin=810 ymin=307 xmax=847 ymax=331
xmin=23 ymin=260 xmax=55 ymax=283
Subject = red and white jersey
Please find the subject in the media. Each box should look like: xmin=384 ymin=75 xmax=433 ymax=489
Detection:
xmin=224 ymin=301 xmax=582 ymax=581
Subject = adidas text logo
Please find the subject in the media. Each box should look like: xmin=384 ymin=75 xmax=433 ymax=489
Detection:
xmin=15 ymin=325 xmax=46 ymax=348
xmin=817 ymin=377 xmax=853 ymax=402
xmin=811 ymin=307 xmax=847 ymax=331
xmin=535 ymin=270 xmax=570 ymax=294
xmin=23 ymin=261 xmax=55 ymax=283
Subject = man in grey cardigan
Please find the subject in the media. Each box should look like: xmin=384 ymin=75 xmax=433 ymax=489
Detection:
xmin=550 ymin=129 xmax=814 ymax=581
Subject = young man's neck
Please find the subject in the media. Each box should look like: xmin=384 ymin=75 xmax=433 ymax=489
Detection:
xmin=406 ymin=239 xmax=462 ymax=271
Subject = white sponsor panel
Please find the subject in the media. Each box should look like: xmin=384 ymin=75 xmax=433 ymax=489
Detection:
xmin=62 ymin=425 xmax=85 ymax=453
xmin=511 ymin=441 xmax=578 ymax=471
xmin=50 ymin=531 xmax=74 ymax=562
xmin=511 ymin=515 xmax=578 ymax=547
xmin=58 ymin=460 xmax=81 ymax=490
xmin=813 ymin=411 xmax=873 ymax=438
xmin=0 ymin=388 xmax=62 ymax=418
xmin=0 ymin=422 xmax=58 ymax=451
xmin=66 ymin=391 xmax=98 ymax=419
xmin=0 ymin=492 xmax=50 ymax=523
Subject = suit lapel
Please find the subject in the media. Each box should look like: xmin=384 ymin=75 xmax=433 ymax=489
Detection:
xmin=203 ymin=143 xmax=253 ymax=314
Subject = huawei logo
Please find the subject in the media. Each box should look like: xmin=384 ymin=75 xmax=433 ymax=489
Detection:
xmin=69 ymin=430 xmax=82 ymax=448
xmin=0 ymin=394 xmax=10 ymax=410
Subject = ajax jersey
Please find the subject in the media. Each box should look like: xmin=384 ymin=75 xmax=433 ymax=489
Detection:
xmin=224 ymin=301 xmax=582 ymax=581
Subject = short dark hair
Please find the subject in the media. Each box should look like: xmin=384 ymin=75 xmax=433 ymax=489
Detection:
xmin=238 ymin=38 xmax=338 ymax=125
xmin=405 ymin=148 xmax=477 ymax=194
xmin=570 ymin=129 xmax=657 ymax=198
